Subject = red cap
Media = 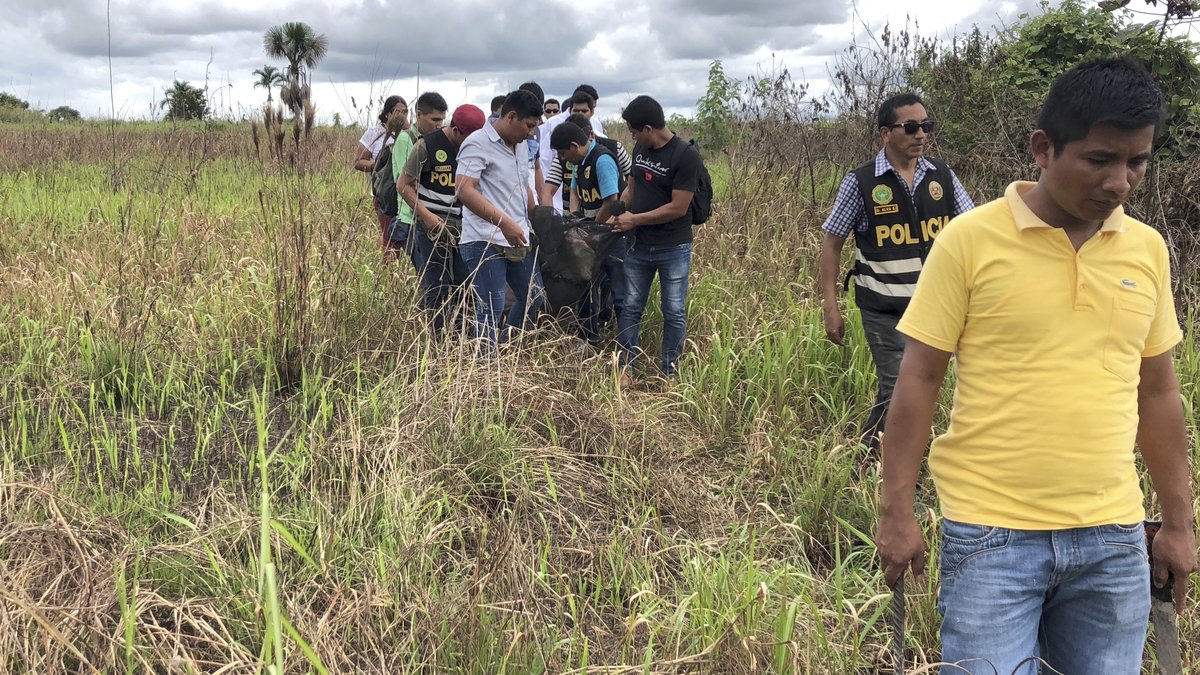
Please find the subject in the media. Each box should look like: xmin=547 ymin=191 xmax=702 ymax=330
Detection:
xmin=451 ymin=104 xmax=486 ymax=136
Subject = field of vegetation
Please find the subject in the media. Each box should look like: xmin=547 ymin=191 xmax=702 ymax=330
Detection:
xmin=2 ymin=3 xmax=1199 ymax=673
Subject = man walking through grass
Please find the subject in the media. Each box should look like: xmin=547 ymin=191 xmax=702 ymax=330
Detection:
xmin=875 ymin=58 xmax=1196 ymax=673
xmin=818 ymin=94 xmax=973 ymax=452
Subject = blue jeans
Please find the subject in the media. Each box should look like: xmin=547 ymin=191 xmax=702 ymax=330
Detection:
xmin=459 ymin=241 xmax=544 ymax=346
xmin=408 ymin=223 xmax=469 ymax=332
xmin=938 ymin=518 xmax=1150 ymax=674
xmin=617 ymin=241 xmax=691 ymax=374
xmin=578 ymin=235 xmax=629 ymax=346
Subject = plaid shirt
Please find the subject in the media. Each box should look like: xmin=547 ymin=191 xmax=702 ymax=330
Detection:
xmin=821 ymin=150 xmax=975 ymax=238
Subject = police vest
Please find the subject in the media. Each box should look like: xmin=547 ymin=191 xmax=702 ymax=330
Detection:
xmin=575 ymin=142 xmax=626 ymax=219
xmin=850 ymin=159 xmax=955 ymax=315
xmin=417 ymin=130 xmax=461 ymax=219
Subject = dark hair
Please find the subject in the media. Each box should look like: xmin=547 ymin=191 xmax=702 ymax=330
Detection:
xmin=490 ymin=95 xmax=506 ymax=113
xmin=414 ymin=91 xmax=448 ymax=115
xmin=550 ymin=120 xmax=590 ymax=150
xmin=573 ymin=84 xmax=599 ymax=102
xmin=877 ymin=93 xmax=924 ymax=129
xmin=565 ymin=112 xmax=591 ymax=132
xmin=621 ymin=95 xmax=665 ymax=130
xmin=501 ymin=89 xmax=543 ymax=120
xmin=545 ymin=98 xmax=559 ymax=107
xmin=518 ymin=81 xmax=545 ymax=106
xmin=570 ymin=92 xmax=596 ymax=111
xmin=1038 ymin=57 xmax=1166 ymax=155
xmin=379 ymin=95 xmax=406 ymax=123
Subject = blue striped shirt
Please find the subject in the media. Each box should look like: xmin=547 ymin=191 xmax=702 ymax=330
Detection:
xmin=821 ymin=150 xmax=975 ymax=238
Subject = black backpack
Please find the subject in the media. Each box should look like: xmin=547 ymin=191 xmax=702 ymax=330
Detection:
xmin=672 ymin=138 xmax=713 ymax=225
xmin=371 ymin=130 xmax=405 ymax=218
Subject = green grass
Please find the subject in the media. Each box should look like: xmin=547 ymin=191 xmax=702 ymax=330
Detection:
xmin=0 ymin=123 xmax=1196 ymax=673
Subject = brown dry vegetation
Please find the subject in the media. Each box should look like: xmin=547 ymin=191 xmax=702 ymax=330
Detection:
xmin=0 ymin=77 xmax=1197 ymax=674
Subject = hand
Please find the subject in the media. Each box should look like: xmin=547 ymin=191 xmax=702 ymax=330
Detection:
xmin=610 ymin=212 xmax=637 ymax=233
xmin=823 ymin=304 xmax=845 ymax=345
xmin=421 ymin=213 xmax=443 ymax=235
xmin=1151 ymin=523 xmax=1197 ymax=613
xmin=498 ymin=216 xmax=527 ymax=247
xmin=876 ymin=512 xmax=927 ymax=588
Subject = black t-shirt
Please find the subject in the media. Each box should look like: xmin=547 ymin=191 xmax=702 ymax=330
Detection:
xmin=630 ymin=135 xmax=700 ymax=246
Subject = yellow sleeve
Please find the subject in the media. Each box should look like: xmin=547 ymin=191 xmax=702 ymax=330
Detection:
xmin=1142 ymin=236 xmax=1183 ymax=357
xmin=896 ymin=228 xmax=970 ymax=353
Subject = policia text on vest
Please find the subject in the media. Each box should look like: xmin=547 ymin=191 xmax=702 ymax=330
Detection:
xmin=849 ymin=159 xmax=954 ymax=315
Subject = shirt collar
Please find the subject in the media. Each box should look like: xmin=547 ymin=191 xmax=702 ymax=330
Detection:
xmin=580 ymin=140 xmax=597 ymax=164
xmin=484 ymin=120 xmax=503 ymax=144
xmin=874 ymin=149 xmax=935 ymax=178
xmin=1006 ymin=181 xmax=1127 ymax=233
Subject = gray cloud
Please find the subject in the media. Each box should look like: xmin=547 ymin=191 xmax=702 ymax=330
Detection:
xmin=0 ymin=0 xmax=1038 ymax=120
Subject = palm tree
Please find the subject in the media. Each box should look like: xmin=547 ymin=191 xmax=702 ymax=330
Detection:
xmin=263 ymin=22 xmax=329 ymax=115
xmin=161 ymin=80 xmax=208 ymax=121
xmin=252 ymin=65 xmax=285 ymax=105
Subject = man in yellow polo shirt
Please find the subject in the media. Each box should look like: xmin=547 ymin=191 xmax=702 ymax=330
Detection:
xmin=875 ymin=58 xmax=1196 ymax=673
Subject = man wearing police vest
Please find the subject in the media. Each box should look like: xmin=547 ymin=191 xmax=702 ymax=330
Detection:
xmin=550 ymin=120 xmax=629 ymax=346
xmin=398 ymin=103 xmax=487 ymax=333
xmin=818 ymin=93 xmax=975 ymax=453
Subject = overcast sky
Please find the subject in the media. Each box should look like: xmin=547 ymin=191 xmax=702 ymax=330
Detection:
xmin=3 ymin=0 xmax=1051 ymax=124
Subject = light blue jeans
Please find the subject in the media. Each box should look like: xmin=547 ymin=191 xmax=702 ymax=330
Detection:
xmin=938 ymin=518 xmax=1150 ymax=674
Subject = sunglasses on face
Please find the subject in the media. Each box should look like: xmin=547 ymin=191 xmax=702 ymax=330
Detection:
xmin=544 ymin=107 xmax=559 ymax=115
xmin=887 ymin=120 xmax=936 ymax=134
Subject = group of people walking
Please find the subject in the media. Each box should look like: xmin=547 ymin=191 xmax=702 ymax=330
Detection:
xmin=354 ymin=84 xmax=705 ymax=381
xmin=352 ymin=59 xmax=1195 ymax=672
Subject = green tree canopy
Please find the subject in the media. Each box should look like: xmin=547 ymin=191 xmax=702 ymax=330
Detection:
xmin=0 ymin=91 xmax=31 ymax=109
xmin=161 ymin=81 xmax=209 ymax=121
xmin=47 ymin=106 xmax=81 ymax=122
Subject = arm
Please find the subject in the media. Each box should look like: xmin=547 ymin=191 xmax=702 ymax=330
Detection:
xmin=456 ymin=176 xmax=527 ymax=247
xmin=399 ymin=173 xmax=441 ymax=233
xmin=610 ymin=190 xmax=691 ymax=232
xmin=532 ymin=162 xmax=545 ymax=212
xmin=569 ymin=189 xmax=581 ymax=215
xmin=1137 ymin=351 xmax=1197 ymax=612
xmin=875 ymin=338 xmax=952 ymax=587
xmin=594 ymin=196 xmax=618 ymax=224
xmin=611 ymin=145 xmax=698 ymax=232
xmin=539 ymin=178 xmax=557 ymax=206
xmin=353 ymin=143 xmax=374 ymax=172
xmin=819 ymin=233 xmax=848 ymax=344
xmin=949 ymin=170 xmax=976 ymax=216
xmin=526 ymin=184 xmax=537 ymax=222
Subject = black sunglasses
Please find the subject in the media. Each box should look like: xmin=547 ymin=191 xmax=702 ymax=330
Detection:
xmin=544 ymin=107 xmax=559 ymax=114
xmin=887 ymin=120 xmax=935 ymax=134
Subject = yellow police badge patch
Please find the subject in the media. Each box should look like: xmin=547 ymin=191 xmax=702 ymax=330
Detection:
xmin=872 ymin=184 xmax=893 ymax=205
xmin=584 ymin=166 xmax=592 ymax=180
xmin=928 ymin=181 xmax=944 ymax=201
xmin=435 ymin=149 xmax=449 ymax=163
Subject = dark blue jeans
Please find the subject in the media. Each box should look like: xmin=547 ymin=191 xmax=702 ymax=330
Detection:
xmin=408 ymin=223 xmax=469 ymax=332
xmin=617 ymin=241 xmax=691 ymax=374
xmin=578 ymin=235 xmax=629 ymax=346
xmin=459 ymin=241 xmax=544 ymax=347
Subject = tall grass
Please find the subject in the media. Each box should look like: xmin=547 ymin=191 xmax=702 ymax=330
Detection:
xmin=0 ymin=113 xmax=1195 ymax=673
